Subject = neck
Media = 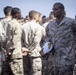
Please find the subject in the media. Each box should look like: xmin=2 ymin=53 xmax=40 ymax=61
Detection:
xmin=30 ymin=19 xmax=36 ymax=22
xmin=6 ymin=15 xmax=12 ymax=18
xmin=56 ymin=15 xmax=64 ymax=24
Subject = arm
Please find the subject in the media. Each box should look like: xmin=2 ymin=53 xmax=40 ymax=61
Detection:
xmin=11 ymin=22 xmax=22 ymax=51
xmin=0 ymin=22 xmax=7 ymax=43
xmin=21 ymin=29 xmax=29 ymax=51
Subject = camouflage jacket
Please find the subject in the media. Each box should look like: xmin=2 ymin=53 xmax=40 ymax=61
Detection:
xmin=7 ymin=19 xmax=22 ymax=59
xmin=21 ymin=20 xmax=45 ymax=57
xmin=46 ymin=17 xmax=76 ymax=66
xmin=1 ymin=17 xmax=11 ymax=32
xmin=0 ymin=22 xmax=6 ymax=46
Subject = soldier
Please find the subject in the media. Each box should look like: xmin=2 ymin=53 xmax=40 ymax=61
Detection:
xmin=45 ymin=2 xmax=76 ymax=75
xmin=1 ymin=6 xmax=13 ymax=75
xmin=0 ymin=22 xmax=7 ymax=75
xmin=43 ymin=11 xmax=55 ymax=29
xmin=40 ymin=15 xmax=47 ymax=26
xmin=24 ymin=15 xmax=30 ymax=23
xmin=21 ymin=10 xmax=45 ymax=75
xmin=36 ymin=12 xmax=47 ymax=75
xmin=1 ymin=6 xmax=13 ymax=32
xmin=6 ymin=7 xmax=24 ymax=75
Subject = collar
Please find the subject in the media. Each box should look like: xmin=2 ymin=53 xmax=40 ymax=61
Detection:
xmin=55 ymin=17 xmax=67 ymax=27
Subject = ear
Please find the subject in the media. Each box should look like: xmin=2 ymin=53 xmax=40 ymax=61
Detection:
xmin=62 ymin=11 xmax=65 ymax=16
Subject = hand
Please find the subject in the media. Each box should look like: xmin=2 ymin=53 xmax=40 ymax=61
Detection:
xmin=1 ymin=48 xmax=8 ymax=61
xmin=22 ymin=50 xmax=28 ymax=56
xmin=2 ymin=48 xmax=8 ymax=57
xmin=22 ymin=47 xmax=29 ymax=56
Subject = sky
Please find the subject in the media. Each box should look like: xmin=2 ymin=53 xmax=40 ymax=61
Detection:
xmin=0 ymin=0 xmax=76 ymax=18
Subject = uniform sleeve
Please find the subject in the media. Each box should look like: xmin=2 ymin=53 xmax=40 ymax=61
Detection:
xmin=21 ymin=28 xmax=27 ymax=51
xmin=73 ymin=19 xmax=76 ymax=32
xmin=40 ymin=26 xmax=46 ymax=47
xmin=44 ymin=23 xmax=52 ymax=42
xmin=42 ymin=27 xmax=46 ymax=38
xmin=21 ymin=28 xmax=24 ymax=47
xmin=0 ymin=22 xmax=6 ymax=44
xmin=30 ymin=26 xmax=42 ymax=52
xmin=72 ymin=20 xmax=76 ymax=44
xmin=11 ymin=22 xmax=22 ymax=51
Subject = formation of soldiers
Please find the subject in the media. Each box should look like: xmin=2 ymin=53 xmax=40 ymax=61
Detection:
xmin=0 ymin=2 xmax=76 ymax=75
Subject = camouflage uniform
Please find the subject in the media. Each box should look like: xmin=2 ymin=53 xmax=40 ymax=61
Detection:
xmin=1 ymin=18 xmax=12 ymax=34
xmin=0 ymin=22 xmax=7 ymax=75
xmin=23 ymin=54 xmax=31 ymax=75
xmin=22 ymin=21 xmax=45 ymax=75
xmin=0 ymin=22 xmax=6 ymax=43
xmin=7 ymin=19 xmax=24 ymax=75
xmin=1 ymin=18 xmax=14 ymax=75
xmin=46 ymin=17 xmax=76 ymax=75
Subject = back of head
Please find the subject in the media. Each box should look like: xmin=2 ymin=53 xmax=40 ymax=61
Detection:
xmin=42 ymin=15 xmax=46 ymax=19
xmin=29 ymin=10 xmax=38 ymax=20
xmin=25 ymin=15 xmax=30 ymax=21
xmin=4 ymin=6 xmax=13 ymax=16
xmin=11 ymin=7 xmax=21 ymax=19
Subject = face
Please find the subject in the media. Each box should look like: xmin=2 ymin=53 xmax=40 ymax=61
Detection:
xmin=39 ymin=15 xmax=42 ymax=22
xmin=35 ymin=13 xmax=39 ymax=22
xmin=37 ymin=13 xmax=42 ymax=23
xmin=42 ymin=18 xmax=46 ymax=23
xmin=52 ymin=5 xmax=62 ymax=18
xmin=17 ymin=10 xmax=22 ymax=19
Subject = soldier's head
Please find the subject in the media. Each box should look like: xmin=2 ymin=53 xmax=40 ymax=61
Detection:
xmin=3 ymin=6 xmax=13 ymax=17
xmin=24 ymin=15 xmax=30 ymax=23
xmin=29 ymin=10 xmax=39 ymax=21
xmin=11 ymin=7 xmax=22 ymax=20
xmin=42 ymin=15 xmax=46 ymax=24
xmin=52 ymin=2 xmax=65 ymax=18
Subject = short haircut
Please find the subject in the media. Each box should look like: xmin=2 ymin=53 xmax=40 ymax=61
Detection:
xmin=11 ymin=7 xmax=20 ymax=18
xmin=4 ymin=6 xmax=13 ymax=16
xmin=42 ymin=15 xmax=46 ymax=19
xmin=54 ymin=2 xmax=65 ymax=11
xmin=29 ymin=10 xmax=38 ymax=20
